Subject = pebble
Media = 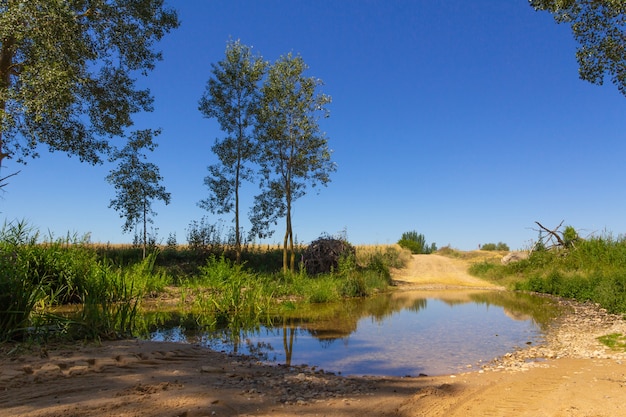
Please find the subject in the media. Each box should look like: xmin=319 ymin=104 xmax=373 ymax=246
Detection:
xmin=481 ymin=297 xmax=626 ymax=372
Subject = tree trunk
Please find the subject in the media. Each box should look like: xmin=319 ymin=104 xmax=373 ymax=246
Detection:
xmin=283 ymin=219 xmax=289 ymax=273
xmin=0 ymin=36 xmax=16 ymax=167
xmin=289 ymin=224 xmax=295 ymax=272
xmin=283 ymin=180 xmax=293 ymax=273
xmin=142 ymin=197 xmax=147 ymax=259
xmin=235 ymin=154 xmax=242 ymax=264
xmin=282 ymin=318 xmax=295 ymax=366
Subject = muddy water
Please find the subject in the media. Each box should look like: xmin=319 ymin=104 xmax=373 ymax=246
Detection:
xmin=151 ymin=290 xmax=561 ymax=376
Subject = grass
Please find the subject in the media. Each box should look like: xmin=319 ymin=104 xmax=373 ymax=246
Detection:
xmin=598 ymin=333 xmax=626 ymax=351
xmin=467 ymin=235 xmax=626 ymax=314
xmin=0 ymin=221 xmax=409 ymax=343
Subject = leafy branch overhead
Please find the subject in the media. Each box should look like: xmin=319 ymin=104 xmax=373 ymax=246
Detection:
xmin=0 ymin=1 xmax=179 ymax=166
xmin=530 ymin=0 xmax=626 ymax=96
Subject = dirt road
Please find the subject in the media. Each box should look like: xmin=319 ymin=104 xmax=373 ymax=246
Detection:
xmin=391 ymin=254 xmax=503 ymax=289
xmin=2 ymin=252 xmax=626 ymax=416
xmin=393 ymin=254 xmax=626 ymax=417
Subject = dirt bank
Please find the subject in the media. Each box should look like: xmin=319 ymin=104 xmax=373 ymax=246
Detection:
xmin=2 ymin=253 xmax=626 ymax=416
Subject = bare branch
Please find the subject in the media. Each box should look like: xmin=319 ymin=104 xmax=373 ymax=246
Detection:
xmin=534 ymin=220 xmax=566 ymax=247
xmin=0 ymin=170 xmax=21 ymax=188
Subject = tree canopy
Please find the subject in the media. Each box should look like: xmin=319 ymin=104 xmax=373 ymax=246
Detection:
xmin=530 ymin=0 xmax=626 ymax=96
xmin=252 ymin=53 xmax=335 ymax=272
xmin=106 ymin=129 xmax=170 ymax=258
xmin=198 ymin=40 xmax=267 ymax=263
xmin=0 ymin=0 xmax=179 ymax=168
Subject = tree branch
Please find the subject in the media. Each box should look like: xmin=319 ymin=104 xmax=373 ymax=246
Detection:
xmin=534 ymin=220 xmax=566 ymax=247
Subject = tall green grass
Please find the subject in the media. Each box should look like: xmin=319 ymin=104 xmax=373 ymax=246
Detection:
xmin=469 ymin=235 xmax=626 ymax=314
xmin=2 ymin=221 xmax=407 ymax=343
xmin=0 ymin=221 xmax=171 ymax=341
xmin=181 ymin=255 xmax=273 ymax=332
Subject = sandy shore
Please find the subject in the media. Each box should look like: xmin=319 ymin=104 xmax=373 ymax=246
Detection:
xmin=2 ymin=254 xmax=626 ymax=416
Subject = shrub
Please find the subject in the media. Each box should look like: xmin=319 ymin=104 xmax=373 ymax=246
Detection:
xmin=397 ymin=231 xmax=436 ymax=254
xmin=481 ymin=242 xmax=509 ymax=251
xmin=471 ymin=234 xmax=626 ymax=314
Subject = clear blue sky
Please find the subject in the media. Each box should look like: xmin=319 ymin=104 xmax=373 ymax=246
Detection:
xmin=2 ymin=1 xmax=625 ymax=251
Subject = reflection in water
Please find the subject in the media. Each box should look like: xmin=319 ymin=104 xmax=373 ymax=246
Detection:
xmin=149 ymin=290 xmax=561 ymax=376
xmin=283 ymin=318 xmax=295 ymax=366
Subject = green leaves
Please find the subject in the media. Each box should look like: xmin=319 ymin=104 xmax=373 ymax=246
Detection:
xmin=199 ymin=42 xmax=335 ymax=270
xmin=198 ymin=40 xmax=267 ymax=261
xmin=530 ymin=0 xmax=626 ymax=96
xmin=397 ymin=231 xmax=437 ymax=254
xmin=0 ymin=0 xmax=179 ymax=165
xmin=106 ymin=129 xmax=170 ymax=257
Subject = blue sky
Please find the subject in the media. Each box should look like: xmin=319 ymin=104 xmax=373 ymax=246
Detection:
xmin=2 ymin=0 xmax=625 ymax=251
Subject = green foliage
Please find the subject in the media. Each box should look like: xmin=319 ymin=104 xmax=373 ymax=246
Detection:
xmin=198 ymin=40 xmax=267 ymax=263
xmin=78 ymin=262 xmax=142 ymax=340
xmin=107 ymin=129 xmax=171 ymax=259
xmin=0 ymin=1 xmax=179 ymax=167
xmin=598 ymin=333 xmax=626 ymax=351
xmin=0 ymin=222 xmax=171 ymax=341
xmin=0 ymin=221 xmax=44 ymax=341
xmin=252 ymin=52 xmax=335 ymax=272
xmin=530 ymin=0 xmax=626 ymax=97
xmin=189 ymin=255 xmax=272 ymax=330
xmin=2 ymin=220 xmax=404 ymax=343
xmin=397 ymin=230 xmax=437 ymax=254
xmin=562 ymin=225 xmax=579 ymax=248
xmin=185 ymin=217 xmax=227 ymax=253
xmin=469 ymin=234 xmax=626 ymax=314
xmin=481 ymin=242 xmax=510 ymax=251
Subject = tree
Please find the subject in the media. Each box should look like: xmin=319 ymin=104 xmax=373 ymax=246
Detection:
xmin=398 ymin=231 xmax=437 ymax=254
xmin=106 ymin=129 xmax=171 ymax=259
xmin=253 ymin=53 xmax=335 ymax=273
xmin=0 ymin=1 xmax=179 ymax=171
xmin=530 ymin=0 xmax=626 ymax=97
xmin=198 ymin=40 xmax=267 ymax=263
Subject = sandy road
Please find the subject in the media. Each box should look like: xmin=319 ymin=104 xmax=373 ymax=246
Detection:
xmin=391 ymin=253 xmax=626 ymax=417
xmin=391 ymin=253 xmax=502 ymax=289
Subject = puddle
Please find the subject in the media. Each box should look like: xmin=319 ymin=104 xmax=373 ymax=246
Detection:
xmin=149 ymin=289 xmax=561 ymax=376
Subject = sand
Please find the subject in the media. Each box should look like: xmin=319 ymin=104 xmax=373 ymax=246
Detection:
xmin=2 ymin=253 xmax=626 ymax=416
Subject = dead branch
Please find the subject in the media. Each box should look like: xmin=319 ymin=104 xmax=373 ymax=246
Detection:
xmin=534 ymin=221 xmax=565 ymax=247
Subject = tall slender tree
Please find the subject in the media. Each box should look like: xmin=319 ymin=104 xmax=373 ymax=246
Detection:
xmin=198 ymin=40 xmax=267 ymax=263
xmin=530 ymin=0 xmax=626 ymax=96
xmin=0 ymin=1 xmax=178 ymax=173
xmin=107 ymin=129 xmax=171 ymax=259
xmin=253 ymin=53 xmax=335 ymax=273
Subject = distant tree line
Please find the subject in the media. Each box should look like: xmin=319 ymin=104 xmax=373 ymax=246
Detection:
xmin=480 ymin=242 xmax=510 ymax=251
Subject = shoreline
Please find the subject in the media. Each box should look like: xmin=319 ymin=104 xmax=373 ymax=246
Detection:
xmin=2 ymin=255 xmax=626 ymax=416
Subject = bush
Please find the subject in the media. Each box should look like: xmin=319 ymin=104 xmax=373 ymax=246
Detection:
xmin=481 ymin=242 xmax=509 ymax=251
xmin=470 ymin=234 xmax=626 ymax=314
xmin=397 ymin=230 xmax=436 ymax=254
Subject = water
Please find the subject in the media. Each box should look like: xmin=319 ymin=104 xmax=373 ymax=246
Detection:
xmin=150 ymin=290 xmax=560 ymax=376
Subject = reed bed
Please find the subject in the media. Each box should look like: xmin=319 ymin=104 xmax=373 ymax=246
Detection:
xmin=1 ymin=222 xmax=409 ymax=343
